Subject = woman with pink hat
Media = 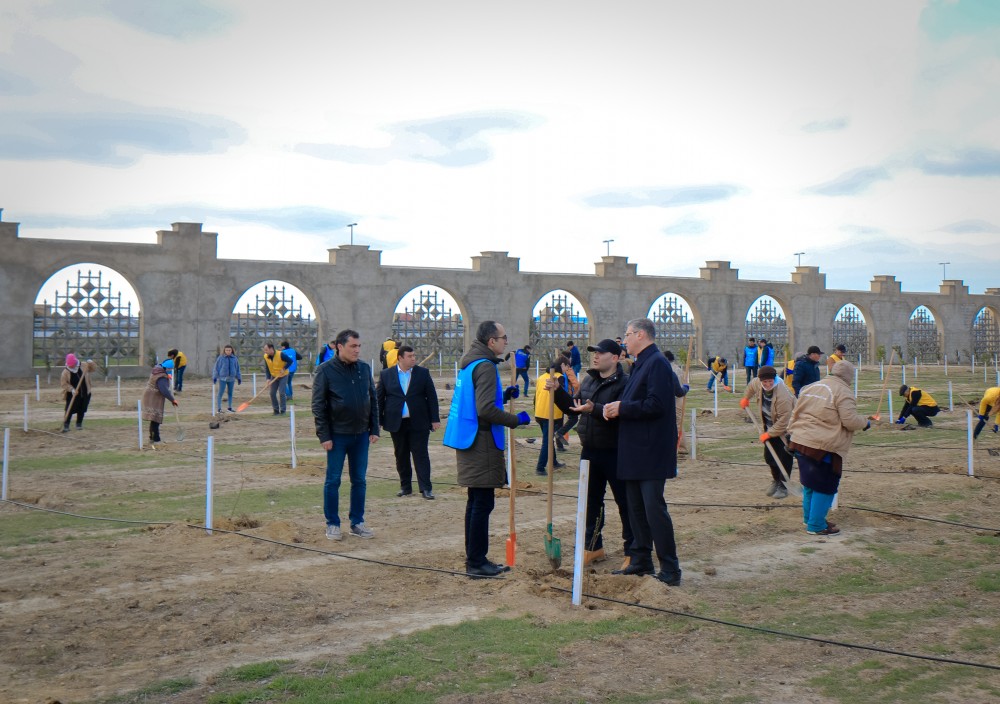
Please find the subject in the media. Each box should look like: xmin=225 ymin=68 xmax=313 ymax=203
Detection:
xmin=59 ymin=353 xmax=93 ymax=432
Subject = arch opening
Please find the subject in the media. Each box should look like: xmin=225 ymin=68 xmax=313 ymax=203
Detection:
xmin=833 ymin=303 xmax=869 ymax=364
xmin=648 ymin=293 xmax=698 ymax=363
xmin=230 ymin=281 xmax=318 ymax=365
xmin=745 ymin=295 xmax=788 ymax=364
xmin=906 ymin=305 xmax=940 ymax=363
xmin=33 ymin=263 xmax=142 ymax=371
xmin=972 ymin=307 xmax=999 ymax=363
xmin=392 ymin=285 xmax=465 ymax=367
xmin=530 ymin=290 xmax=590 ymax=367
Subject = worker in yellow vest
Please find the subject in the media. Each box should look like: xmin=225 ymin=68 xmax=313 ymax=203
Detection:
xmin=263 ymin=342 xmax=293 ymax=415
xmin=897 ymin=385 xmax=939 ymax=428
xmin=974 ymin=387 xmax=1000 ymax=438
xmin=826 ymin=343 xmax=846 ymax=374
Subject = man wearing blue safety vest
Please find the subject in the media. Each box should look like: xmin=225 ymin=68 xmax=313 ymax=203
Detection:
xmin=280 ymin=340 xmax=302 ymax=401
xmin=444 ymin=320 xmax=531 ymax=578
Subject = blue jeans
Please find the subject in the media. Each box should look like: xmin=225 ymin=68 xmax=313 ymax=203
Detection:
xmin=174 ymin=365 xmax=186 ymax=391
xmin=516 ymin=369 xmax=529 ymax=397
xmin=707 ymin=370 xmax=728 ymax=390
xmin=286 ymin=371 xmax=295 ymax=398
xmin=802 ymin=487 xmax=836 ymax=532
xmin=217 ymin=379 xmax=234 ymax=409
xmin=323 ymin=433 xmax=370 ymax=528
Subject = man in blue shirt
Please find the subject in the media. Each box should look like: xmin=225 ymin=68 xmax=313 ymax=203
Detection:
xmin=567 ymin=340 xmax=582 ymax=376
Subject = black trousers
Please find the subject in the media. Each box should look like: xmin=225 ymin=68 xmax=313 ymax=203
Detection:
xmin=390 ymin=418 xmax=432 ymax=493
xmin=625 ymin=478 xmax=680 ymax=575
xmin=465 ymin=487 xmax=495 ymax=568
xmin=910 ymin=406 xmax=939 ymax=427
xmin=581 ymin=446 xmax=635 ymax=558
xmin=764 ymin=437 xmax=794 ymax=483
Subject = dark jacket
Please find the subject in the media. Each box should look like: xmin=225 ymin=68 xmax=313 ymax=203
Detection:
xmin=792 ymin=354 xmax=821 ymax=396
xmin=311 ymin=355 xmax=380 ymax=442
xmin=616 ymin=343 xmax=678 ymax=481
xmin=454 ymin=340 xmax=520 ymax=488
xmin=376 ymin=364 xmax=440 ymax=433
xmin=553 ymin=363 xmax=627 ymax=450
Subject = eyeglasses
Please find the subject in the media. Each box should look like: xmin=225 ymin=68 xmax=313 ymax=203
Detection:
xmin=623 ymin=330 xmax=637 ymax=337
xmin=492 ymin=335 xmax=508 ymax=342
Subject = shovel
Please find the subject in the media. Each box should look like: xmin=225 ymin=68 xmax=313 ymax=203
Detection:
xmin=506 ymin=364 xmax=518 ymax=566
xmin=544 ymin=391 xmax=561 ymax=569
xmin=236 ymin=378 xmax=274 ymax=413
xmin=744 ymin=406 xmax=801 ymax=497
xmin=173 ymin=404 xmax=186 ymax=442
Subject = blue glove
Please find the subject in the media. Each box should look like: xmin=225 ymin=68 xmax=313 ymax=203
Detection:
xmin=863 ymin=421 xmax=871 ymax=431
xmin=978 ymin=414 xmax=987 ymax=422
xmin=682 ymin=384 xmax=690 ymax=393
xmin=993 ymin=425 xmax=999 ymax=434
xmin=516 ymin=411 xmax=531 ymax=426
xmin=503 ymin=385 xmax=520 ymax=402
xmin=895 ymin=417 xmax=906 ymax=425
xmin=237 ymin=379 xmax=241 ymax=385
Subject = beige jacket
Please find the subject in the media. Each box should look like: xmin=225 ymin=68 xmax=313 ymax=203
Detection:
xmin=741 ymin=377 xmax=796 ymax=438
xmin=788 ymin=361 xmax=869 ymax=457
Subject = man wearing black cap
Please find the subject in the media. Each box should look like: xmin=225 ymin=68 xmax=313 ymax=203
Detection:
xmin=897 ymin=385 xmax=939 ymax=428
xmin=548 ymin=338 xmax=634 ymax=567
xmin=792 ymin=346 xmax=823 ymax=396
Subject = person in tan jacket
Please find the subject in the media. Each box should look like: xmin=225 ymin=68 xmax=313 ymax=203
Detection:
xmin=788 ymin=360 xmax=871 ymax=535
xmin=739 ymin=365 xmax=796 ymax=498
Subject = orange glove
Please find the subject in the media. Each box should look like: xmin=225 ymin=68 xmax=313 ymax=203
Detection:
xmin=759 ymin=432 xmax=770 ymax=442
xmin=739 ymin=397 xmax=750 ymax=409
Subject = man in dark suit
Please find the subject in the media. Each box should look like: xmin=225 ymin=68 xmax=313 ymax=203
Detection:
xmin=377 ymin=345 xmax=441 ymax=499
xmin=602 ymin=317 xmax=681 ymax=588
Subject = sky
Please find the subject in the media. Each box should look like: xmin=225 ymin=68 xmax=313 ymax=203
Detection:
xmin=3 ymin=0 xmax=1000 ymax=297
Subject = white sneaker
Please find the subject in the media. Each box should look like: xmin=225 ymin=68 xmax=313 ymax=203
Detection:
xmin=325 ymin=525 xmax=342 ymax=541
xmin=772 ymin=484 xmax=789 ymax=499
xmin=350 ymin=523 xmax=374 ymax=539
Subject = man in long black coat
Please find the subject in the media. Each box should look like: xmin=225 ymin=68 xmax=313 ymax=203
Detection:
xmin=377 ymin=345 xmax=441 ymax=499
xmin=602 ymin=317 xmax=682 ymax=587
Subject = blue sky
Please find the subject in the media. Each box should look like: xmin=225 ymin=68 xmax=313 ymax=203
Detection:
xmin=3 ymin=0 xmax=1000 ymax=295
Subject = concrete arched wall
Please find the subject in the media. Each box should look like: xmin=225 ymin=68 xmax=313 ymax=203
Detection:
xmin=2 ymin=221 xmax=999 ymax=377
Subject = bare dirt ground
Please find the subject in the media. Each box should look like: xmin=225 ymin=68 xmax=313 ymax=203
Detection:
xmin=1 ymin=368 xmax=999 ymax=703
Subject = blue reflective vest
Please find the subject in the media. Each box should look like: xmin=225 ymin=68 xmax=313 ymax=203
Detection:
xmin=443 ymin=359 xmax=506 ymax=451
xmin=514 ymin=349 xmax=530 ymax=369
xmin=285 ymin=346 xmax=298 ymax=374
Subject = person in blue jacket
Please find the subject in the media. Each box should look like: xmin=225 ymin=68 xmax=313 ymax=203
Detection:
xmin=514 ymin=344 xmax=532 ymax=397
xmin=743 ymin=337 xmax=758 ymax=384
xmin=280 ymin=340 xmax=303 ymax=400
xmin=566 ymin=340 xmax=582 ymax=376
xmin=212 ymin=344 xmax=242 ymax=412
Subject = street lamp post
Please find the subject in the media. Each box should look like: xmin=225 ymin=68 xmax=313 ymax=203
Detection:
xmin=347 ymin=223 xmax=358 ymax=245
xmin=939 ymin=261 xmax=950 ymax=280
xmin=794 ymin=252 xmax=805 ymax=267
xmin=603 ymin=239 xmax=614 ymax=257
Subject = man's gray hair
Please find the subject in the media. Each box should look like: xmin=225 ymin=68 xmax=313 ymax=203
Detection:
xmin=627 ymin=317 xmax=656 ymax=340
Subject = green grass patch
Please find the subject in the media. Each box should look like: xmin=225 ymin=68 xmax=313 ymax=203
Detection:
xmin=809 ymin=659 xmax=1000 ymax=703
xmin=973 ymin=571 xmax=1000 ymax=592
xmin=204 ymin=615 xmax=654 ymax=704
xmin=93 ymin=677 xmax=197 ymax=704
xmin=220 ymin=659 xmax=293 ymax=682
xmin=11 ymin=449 xmax=165 ymax=473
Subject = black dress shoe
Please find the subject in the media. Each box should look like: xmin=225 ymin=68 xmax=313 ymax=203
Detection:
xmin=396 ymin=489 xmax=413 ymax=497
xmin=421 ymin=490 xmax=435 ymax=500
xmin=486 ymin=561 xmax=511 ymax=573
xmin=466 ymin=563 xmax=505 ymax=578
xmin=612 ymin=562 xmax=654 ymax=576
xmin=654 ymin=571 xmax=682 ymax=586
